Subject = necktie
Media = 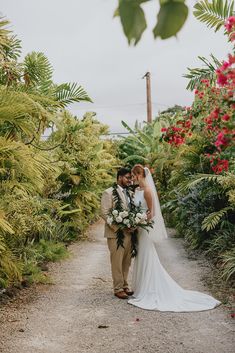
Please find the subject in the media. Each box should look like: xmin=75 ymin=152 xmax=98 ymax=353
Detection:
xmin=123 ymin=189 xmax=130 ymax=206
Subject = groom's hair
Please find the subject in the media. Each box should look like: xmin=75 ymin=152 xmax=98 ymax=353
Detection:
xmin=117 ymin=167 xmax=131 ymax=180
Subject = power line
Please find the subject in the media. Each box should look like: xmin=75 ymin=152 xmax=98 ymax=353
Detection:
xmin=77 ymin=102 xmax=169 ymax=110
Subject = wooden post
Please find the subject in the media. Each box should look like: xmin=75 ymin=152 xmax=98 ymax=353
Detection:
xmin=143 ymin=72 xmax=152 ymax=124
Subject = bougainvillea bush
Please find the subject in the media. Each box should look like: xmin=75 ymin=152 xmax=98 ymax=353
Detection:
xmin=119 ymin=17 xmax=235 ymax=281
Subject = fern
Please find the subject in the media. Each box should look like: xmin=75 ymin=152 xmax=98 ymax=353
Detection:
xmin=193 ymin=0 xmax=235 ymax=32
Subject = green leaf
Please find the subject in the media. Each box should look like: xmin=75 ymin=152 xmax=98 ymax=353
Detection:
xmin=119 ymin=0 xmax=147 ymax=45
xmin=153 ymin=1 xmax=188 ymax=39
xmin=121 ymin=120 xmax=136 ymax=134
xmin=113 ymin=7 xmax=119 ymax=17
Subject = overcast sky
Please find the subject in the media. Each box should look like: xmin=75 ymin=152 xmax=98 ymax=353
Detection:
xmin=1 ymin=0 xmax=232 ymax=133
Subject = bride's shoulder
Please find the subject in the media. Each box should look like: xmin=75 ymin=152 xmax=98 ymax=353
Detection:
xmin=143 ymin=186 xmax=152 ymax=197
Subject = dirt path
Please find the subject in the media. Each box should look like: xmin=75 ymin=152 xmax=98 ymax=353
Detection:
xmin=0 ymin=220 xmax=234 ymax=353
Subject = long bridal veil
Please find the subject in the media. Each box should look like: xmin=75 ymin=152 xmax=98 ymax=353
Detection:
xmin=144 ymin=167 xmax=168 ymax=242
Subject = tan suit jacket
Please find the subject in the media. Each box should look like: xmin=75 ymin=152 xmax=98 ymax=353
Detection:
xmin=101 ymin=186 xmax=129 ymax=238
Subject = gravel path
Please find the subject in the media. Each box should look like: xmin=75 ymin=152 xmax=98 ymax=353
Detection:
xmin=0 ymin=220 xmax=234 ymax=353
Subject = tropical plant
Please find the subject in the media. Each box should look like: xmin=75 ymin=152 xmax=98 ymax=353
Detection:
xmin=0 ymin=17 xmax=117 ymax=289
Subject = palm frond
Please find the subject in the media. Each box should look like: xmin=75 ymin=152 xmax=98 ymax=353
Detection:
xmin=184 ymin=54 xmax=221 ymax=91
xmin=201 ymin=207 xmax=232 ymax=231
xmin=54 ymin=82 xmax=92 ymax=107
xmin=0 ymin=17 xmax=11 ymax=50
xmin=23 ymin=52 xmax=53 ymax=86
xmin=2 ymin=35 xmax=21 ymax=60
xmin=193 ymin=0 xmax=234 ymax=32
xmin=0 ymin=87 xmax=52 ymax=137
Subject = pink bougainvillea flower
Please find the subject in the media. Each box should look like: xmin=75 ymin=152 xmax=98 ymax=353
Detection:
xmin=217 ymin=72 xmax=228 ymax=85
xmin=225 ymin=16 xmax=235 ymax=32
xmin=211 ymin=159 xmax=229 ymax=174
xmin=228 ymin=54 xmax=235 ymax=64
xmin=222 ymin=114 xmax=230 ymax=121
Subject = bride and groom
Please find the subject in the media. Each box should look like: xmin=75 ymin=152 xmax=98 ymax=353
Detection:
xmin=101 ymin=165 xmax=221 ymax=312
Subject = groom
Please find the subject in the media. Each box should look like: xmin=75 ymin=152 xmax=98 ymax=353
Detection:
xmin=101 ymin=167 xmax=134 ymax=299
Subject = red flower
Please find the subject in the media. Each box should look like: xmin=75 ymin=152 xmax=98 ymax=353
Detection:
xmin=161 ymin=128 xmax=167 ymax=132
xmin=222 ymin=114 xmax=230 ymax=121
xmin=214 ymin=132 xmax=229 ymax=148
xmin=217 ymin=73 xmax=228 ymax=85
xmin=225 ymin=16 xmax=235 ymax=32
xmin=211 ymin=159 xmax=229 ymax=174
xmin=228 ymin=54 xmax=235 ymax=64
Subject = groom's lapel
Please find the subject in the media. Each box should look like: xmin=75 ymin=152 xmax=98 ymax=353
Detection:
xmin=117 ymin=187 xmax=127 ymax=208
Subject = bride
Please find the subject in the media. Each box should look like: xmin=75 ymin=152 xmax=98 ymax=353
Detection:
xmin=128 ymin=164 xmax=221 ymax=312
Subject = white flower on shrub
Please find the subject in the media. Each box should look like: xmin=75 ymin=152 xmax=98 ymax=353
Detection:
xmin=107 ymin=217 xmax=113 ymax=225
xmin=116 ymin=216 xmax=123 ymax=223
xmin=112 ymin=210 xmax=118 ymax=216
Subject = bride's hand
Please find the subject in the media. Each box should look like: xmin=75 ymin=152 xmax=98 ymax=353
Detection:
xmin=147 ymin=210 xmax=153 ymax=221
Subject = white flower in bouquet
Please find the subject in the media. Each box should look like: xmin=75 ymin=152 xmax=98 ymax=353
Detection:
xmin=135 ymin=217 xmax=141 ymax=224
xmin=140 ymin=213 xmax=148 ymax=220
xmin=107 ymin=217 xmax=113 ymax=225
xmin=116 ymin=216 xmax=123 ymax=223
xmin=120 ymin=211 xmax=129 ymax=218
xmin=123 ymin=218 xmax=130 ymax=225
xmin=112 ymin=210 xmax=118 ymax=216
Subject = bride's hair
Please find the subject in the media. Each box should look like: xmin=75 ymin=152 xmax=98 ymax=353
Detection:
xmin=132 ymin=164 xmax=146 ymax=177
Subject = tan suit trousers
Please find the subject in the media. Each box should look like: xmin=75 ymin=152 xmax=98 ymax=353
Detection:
xmin=107 ymin=234 xmax=132 ymax=293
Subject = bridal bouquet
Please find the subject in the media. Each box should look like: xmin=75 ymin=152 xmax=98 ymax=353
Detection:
xmin=107 ymin=206 xmax=154 ymax=231
xmin=107 ymin=206 xmax=154 ymax=230
xmin=107 ymin=205 xmax=154 ymax=257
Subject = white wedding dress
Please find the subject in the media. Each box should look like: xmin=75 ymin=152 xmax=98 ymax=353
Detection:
xmin=128 ymin=189 xmax=221 ymax=312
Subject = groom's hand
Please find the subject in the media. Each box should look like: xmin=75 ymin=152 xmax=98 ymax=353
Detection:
xmin=126 ymin=227 xmax=137 ymax=233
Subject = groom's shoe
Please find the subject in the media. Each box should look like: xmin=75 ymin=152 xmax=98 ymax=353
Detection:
xmin=124 ymin=288 xmax=134 ymax=296
xmin=114 ymin=291 xmax=129 ymax=299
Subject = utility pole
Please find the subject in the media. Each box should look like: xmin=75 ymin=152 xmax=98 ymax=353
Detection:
xmin=142 ymin=72 xmax=152 ymax=124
